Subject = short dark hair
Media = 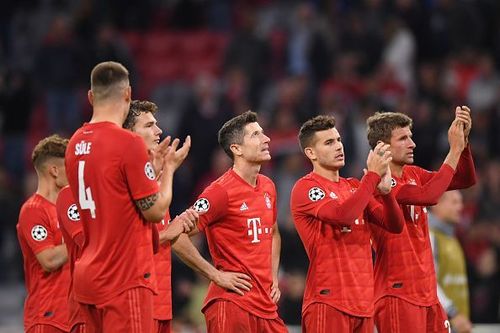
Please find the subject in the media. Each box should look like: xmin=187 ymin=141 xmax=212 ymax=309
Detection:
xmin=32 ymin=134 xmax=68 ymax=171
xmin=123 ymin=100 xmax=159 ymax=130
xmin=298 ymin=115 xmax=336 ymax=152
xmin=90 ymin=61 xmax=129 ymax=102
xmin=218 ymin=111 xmax=258 ymax=160
xmin=366 ymin=112 xmax=413 ymax=149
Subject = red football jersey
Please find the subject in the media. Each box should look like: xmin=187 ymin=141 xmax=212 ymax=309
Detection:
xmin=17 ymin=194 xmax=71 ymax=332
xmin=193 ymin=169 xmax=279 ymax=319
xmin=370 ymin=159 xmax=475 ymax=307
xmin=65 ymin=122 xmax=159 ymax=304
xmin=291 ymin=171 xmax=400 ymax=317
xmin=56 ymin=186 xmax=84 ymax=329
xmin=153 ymin=214 xmax=172 ymax=321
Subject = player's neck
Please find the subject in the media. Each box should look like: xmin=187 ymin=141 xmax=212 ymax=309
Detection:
xmin=36 ymin=179 xmax=61 ymax=204
xmin=390 ymin=161 xmax=404 ymax=178
xmin=313 ymin=166 xmax=340 ymax=182
xmin=90 ymin=104 xmax=127 ymax=126
xmin=232 ymin=161 xmax=261 ymax=187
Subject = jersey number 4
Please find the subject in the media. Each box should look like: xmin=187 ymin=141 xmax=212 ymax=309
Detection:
xmin=78 ymin=161 xmax=96 ymax=218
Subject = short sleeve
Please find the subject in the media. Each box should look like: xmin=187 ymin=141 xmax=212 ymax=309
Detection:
xmin=122 ymin=135 xmax=159 ymax=200
xmin=192 ymin=183 xmax=228 ymax=232
xmin=18 ymin=207 xmax=56 ymax=255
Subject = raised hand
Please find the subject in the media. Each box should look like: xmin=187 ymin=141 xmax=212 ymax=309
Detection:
xmin=448 ymin=118 xmax=465 ymax=154
xmin=455 ymin=106 xmax=472 ymax=143
xmin=367 ymin=142 xmax=392 ymax=177
xmin=214 ymin=270 xmax=253 ymax=296
xmin=163 ymin=136 xmax=191 ymax=173
xmin=149 ymin=136 xmax=171 ymax=177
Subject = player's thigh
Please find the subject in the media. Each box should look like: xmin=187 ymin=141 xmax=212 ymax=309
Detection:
xmin=353 ymin=316 xmax=375 ymax=333
xmin=204 ymin=300 xmax=253 ymax=333
xmin=154 ymin=319 xmax=172 ymax=333
xmin=257 ymin=315 xmax=288 ymax=333
xmin=426 ymin=303 xmax=451 ymax=333
xmin=302 ymin=303 xmax=352 ymax=333
xmin=374 ymin=297 xmax=427 ymax=333
xmin=70 ymin=323 xmax=86 ymax=333
xmin=76 ymin=303 xmax=101 ymax=333
xmin=101 ymin=287 xmax=154 ymax=333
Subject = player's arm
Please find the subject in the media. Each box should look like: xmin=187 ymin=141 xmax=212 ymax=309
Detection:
xmin=136 ymin=136 xmax=191 ymax=222
xmin=366 ymin=193 xmax=404 ymax=233
xmin=448 ymin=145 xmax=476 ymax=190
xmin=397 ymin=120 xmax=465 ymax=206
xmin=172 ymin=233 xmax=253 ymax=295
xmin=158 ymin=208 xmax=198 ymax=243
xmin=270 ymin=224 xmax=281 ymax=303
xmin=35 ymin=245 xmax=68 ymax=272
xmin=316 ymin=172 xmax=380 ymax=225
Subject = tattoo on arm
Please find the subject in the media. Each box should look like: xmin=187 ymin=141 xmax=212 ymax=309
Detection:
xmin=135 ymin=193 xmax=158 ymax=211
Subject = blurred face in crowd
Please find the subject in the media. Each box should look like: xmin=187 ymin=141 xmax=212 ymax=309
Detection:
xmin=432 ymin=190 xmax=463 ymax=225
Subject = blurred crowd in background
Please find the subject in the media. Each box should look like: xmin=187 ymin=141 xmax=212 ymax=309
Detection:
xmin=0 ymin=0 xmax=499 ymax=330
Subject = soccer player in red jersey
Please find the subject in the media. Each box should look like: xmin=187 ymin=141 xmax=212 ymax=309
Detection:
xmin=365 ymin=107 xmax=476 ymax=333
xmin=64 ymin=61 xmax=195 ymax=332
xmin=123 ymin=99 xmax=197 ymax=333
xmin=290 ymin=115 xmax=404 ymax=333
xmin=17 ymin=135 xmax=71 ymax=333
xmin=183 ymin=111 xmax=287 ymax=332
xmin=56 ymin=186 xmax=85 ymax=333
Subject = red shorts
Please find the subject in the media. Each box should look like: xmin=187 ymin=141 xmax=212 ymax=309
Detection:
xmin=27 ymin=325 xmax=67 ymax=333
xmin=78 ymin=287 xmax=154 ymax=333
xmin=204 ymin=300 xmax=287 ymax=333
xmin=374 ymin=296 xmax=450 ymax=333
xmin=154 ymin=319 xmax=172 ymax=333
xmin=302 ymin=303 xmax=373 ymax=333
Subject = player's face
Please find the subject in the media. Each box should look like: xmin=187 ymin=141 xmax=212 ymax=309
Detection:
xmin=240 ymin=122 xmax=271 ymax=163
xmin=389 ymin=126 xmax=416 ymax=166
xmin=310 ymin=128 xmax=344 ymax=170
xmin=437 ymin=191 xmax=463 ymax=224
xmin=132 ymin=112 xmax=162 ymax=151
xmin=54 ymin=158 xmax=68 ymax=188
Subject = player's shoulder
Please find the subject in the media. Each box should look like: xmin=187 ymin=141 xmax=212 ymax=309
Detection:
xmin=292 ymin=173 xmax=324 ymax=195
xmin=345 ymin=176 xmax=361 ymax=186
xmin=402 ymin=165 xmax=429 ymax=178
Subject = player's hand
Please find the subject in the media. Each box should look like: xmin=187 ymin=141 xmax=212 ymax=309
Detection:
xmin=367 ymin=142 xmax=392 ymax=177
xmin=450 ymin=313 xmax=472 ymax=333
xmin=150 ymin=136 xmax=171 ymax=177
xmin=180 ymin=208 xmax=198 ymax=233
xmin=377 ymin=164 xmax=392 ymax=194
xmin=163 ymin=136 xmax=191 ymax=172
xmin=455 ymin=106 xmax=472 ymax=143
xmin=270 ymin=280 xmax=281 ymax=303
xmin=448 ymin=118 xmax=465 ymax=154
xmin=214 ymin=270 xmax=253 ymax=296
xmin=167 ymin=209 xmax=198 ymax=240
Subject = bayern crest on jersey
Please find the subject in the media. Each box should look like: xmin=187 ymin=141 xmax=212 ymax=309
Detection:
xmin=193 ymin=198 xmax=210 ymax=213
xmin=67 ymin=204 xmax=80 ymax=222
xmin=144 ymin=162 xmax=156 ymax=180
xmin=31 ymin=225 xmax=48 ymax=241
xmin=308 ymin=187 xmax=325 ymax=202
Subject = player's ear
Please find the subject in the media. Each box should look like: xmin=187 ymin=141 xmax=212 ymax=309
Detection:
xmin=124 ymin=85 xmax=132 ymax=102
xmin=88 ymin=90 xmax=94 ymax=106
xmin=230 ymin=143 xmax=242 ymax=158
xmin=304 ymin=147 xmax=316 ymax=161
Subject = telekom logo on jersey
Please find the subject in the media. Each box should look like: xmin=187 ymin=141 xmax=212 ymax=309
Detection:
xmin=247 ymin=218 xmax=272 ymax=243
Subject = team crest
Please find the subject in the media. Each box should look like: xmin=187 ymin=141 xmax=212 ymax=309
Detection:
xmin=144 ymin=162 xmax=156 ymax=180
xmin=31 ymin=225 xmax=48 ymax=241
xmin=67 ymin=204 xmax=80 ymax=222
xmin=193 ymin=198 xmax=210 ymax=213
xmin=391 ymin=178 xmax=397 ymax=188
xmin=264 ymin=193 xmax=272 ymax=209
xmin=308 ymin=187 xmax=325 ymax=202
